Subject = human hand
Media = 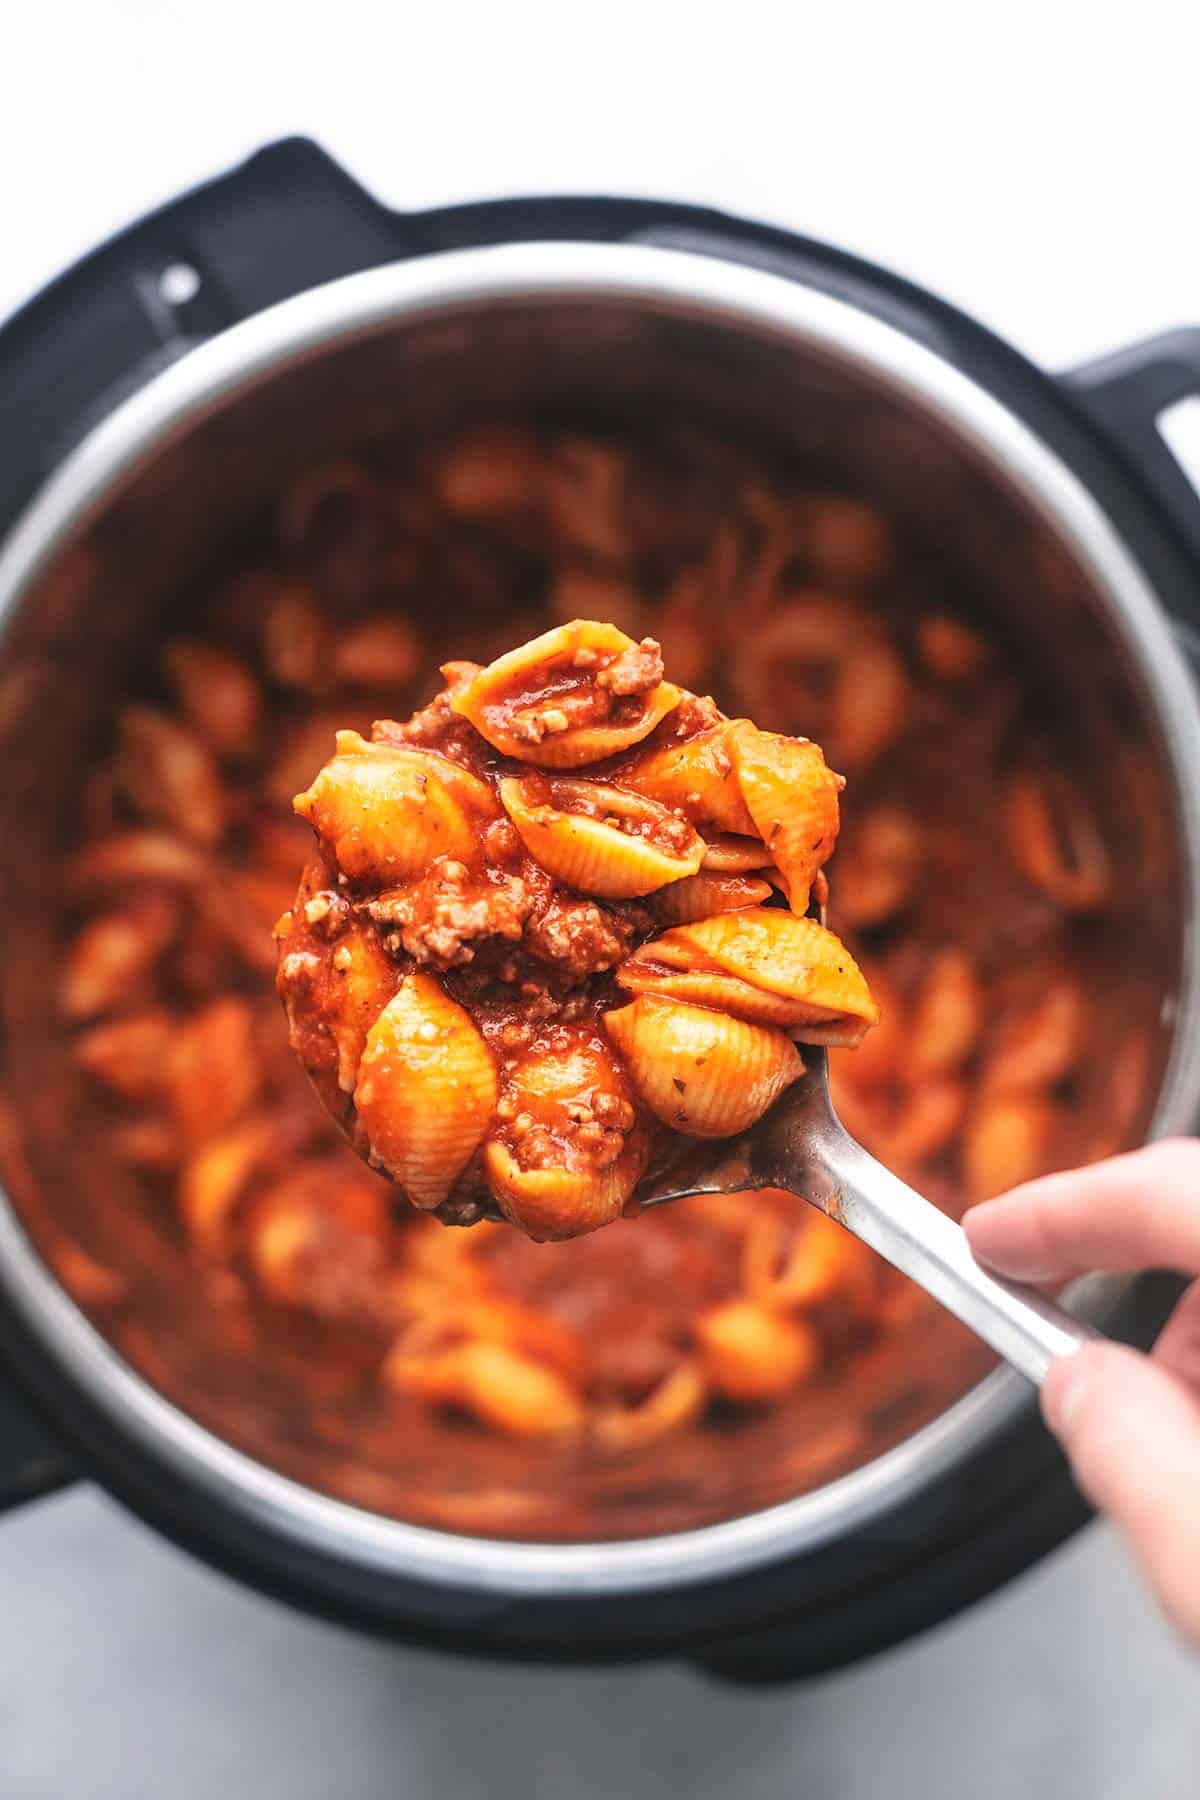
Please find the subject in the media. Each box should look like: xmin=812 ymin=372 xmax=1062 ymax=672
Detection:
xmin=964 ymin=1139 xmax=1200 ymax=1644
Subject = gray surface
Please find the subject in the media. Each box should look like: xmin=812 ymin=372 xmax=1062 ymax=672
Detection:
xmin=0 ymin=1488 xmax=1194 ymax=1799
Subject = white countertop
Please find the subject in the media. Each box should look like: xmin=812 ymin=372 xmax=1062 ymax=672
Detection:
xmin=8 ymin=1 xmax=1199 ymax=366
xmin=1 ymin=1489 xmax=1196 ymax=1800
xmin=2 ymin=5 xmax=1198 ymax=1790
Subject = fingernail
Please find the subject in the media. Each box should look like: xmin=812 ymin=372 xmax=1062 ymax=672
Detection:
xmin=1043 ymin=1351 xmax=1092 ymax=1435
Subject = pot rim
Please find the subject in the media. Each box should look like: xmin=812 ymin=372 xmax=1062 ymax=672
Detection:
xmin=1 ymin=241 xmax=1198 ymax=1598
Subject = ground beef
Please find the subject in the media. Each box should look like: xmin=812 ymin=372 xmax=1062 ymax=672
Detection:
xmin=508 ymin=702 xmax=575 ymax=744
xmin=373 ymin=694 xmax=480 ymax=764
xmin=597 ymin=637 xmax=664 ymax=696
xmin=523 ymin=892 xmax=637 ymax=978
xmin=366 ymin=869 xmax=533 ymax=968
xmin=665 ymin=691 xmax=723 ymax=736
xmin=300 ymin=888 xmax=351 ymax=937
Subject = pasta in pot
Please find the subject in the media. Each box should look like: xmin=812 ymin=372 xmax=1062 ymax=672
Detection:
xmin=277 ymin=622 xmax=877 ymax=1239
xmin=40 ymin=421 xmax=1157 ymax=1534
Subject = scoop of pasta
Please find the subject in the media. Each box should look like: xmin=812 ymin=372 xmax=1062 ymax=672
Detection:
xmin=277 ymin=619 xmax=878 ymax=1240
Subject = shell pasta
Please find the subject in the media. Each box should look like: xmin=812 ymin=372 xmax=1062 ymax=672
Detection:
xmin=41 ymin=423 xmax=1156 ymax=1539
xmin=277 ymin=620 xmax=876 ymax=1238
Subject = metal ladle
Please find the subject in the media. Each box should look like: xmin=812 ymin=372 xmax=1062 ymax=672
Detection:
xmin=452 ymin=897 xmax=1096 ymax=1383
xmin=632 ymin=1044 xmax=1100 ymax=1386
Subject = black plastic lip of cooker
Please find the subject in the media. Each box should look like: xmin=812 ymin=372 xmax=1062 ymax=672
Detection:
xmin=0 ymin=136 xmax=1196 ymax=1677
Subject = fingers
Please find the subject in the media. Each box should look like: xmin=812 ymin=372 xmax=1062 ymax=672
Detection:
xmin=972 ymin=1142 xmax=1200 ymax=1646
xmin=963 ymin=1139 xmax=1200 ymax=1283
xmin=1152 ymin=1281 xmax=1200 ymax=1390
xmin=1043 ymin=1343 xmax=1200 ymax=1645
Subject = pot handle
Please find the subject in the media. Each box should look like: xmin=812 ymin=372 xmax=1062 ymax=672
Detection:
xmin=0 ymin=139 xmax=410 ymax=526
xmin=1064 ymin=329 xmax=1200 ymax=569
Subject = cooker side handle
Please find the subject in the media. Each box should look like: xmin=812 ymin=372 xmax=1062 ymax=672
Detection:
xmin=1064 ymin=329 xmax=1200 ymax=571
xmin=0 ymin=139 xmax=411 ymax=525
xmin=0 ymin=1374 xmax=72 ymax=1514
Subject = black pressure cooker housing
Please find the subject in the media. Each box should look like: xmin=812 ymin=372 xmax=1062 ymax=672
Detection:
xmin=0 ymin=139 xmax=1195 ymax=1680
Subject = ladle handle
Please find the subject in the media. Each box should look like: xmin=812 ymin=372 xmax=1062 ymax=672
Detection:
xmin=806 ymin=1125 xmax=1102 ymax=1385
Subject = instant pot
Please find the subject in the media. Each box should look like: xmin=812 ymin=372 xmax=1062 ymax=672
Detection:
xmin=0 ymin=138 xmax=1196 ymax=1680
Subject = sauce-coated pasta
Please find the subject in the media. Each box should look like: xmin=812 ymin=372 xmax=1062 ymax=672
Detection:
xmin=277 ymin=621 xmax=877 ymax=1239
xmin=40 ymin=423 xmax=1157 ymax=1538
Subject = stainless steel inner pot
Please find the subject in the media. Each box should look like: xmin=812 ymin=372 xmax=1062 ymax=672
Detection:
xmin=1 ymin=243 xmax=1198 ymax=1599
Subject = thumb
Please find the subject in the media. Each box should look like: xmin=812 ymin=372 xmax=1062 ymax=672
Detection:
xmin=1043 ymin=1343 xmax=1200 ymax=1644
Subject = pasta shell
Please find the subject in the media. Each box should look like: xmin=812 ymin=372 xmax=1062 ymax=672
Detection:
xmin=729 ymin=595 xmax=910 ymax=770
xmin=245 ymin=1163 xmax=390 ymax=1310
xmin=431 ymin=428 xmax=546 ymax=514
xmin=907 ymin=948 xmax=983 ymax=1079
xmin=699 ymin=834 xmax=775 ymax=874
xmin=178 ymin=1115 xmax=286 ymax=1252
xmin=326 ymin=922 xmax=401 ymax=1093
xmin=616 ymin=959 xmax=802 ymax=1028
xmin=830 ymin=960 xmax=904 ymax=1090
xmin=485 ymin=1143 xmax=643 ymax=1242
xmin=116 ymin=705 xmax=226 ymax=846
xmin=727 ymin=722 xmax=842 ymax=913
xmin=1003 ymin=772 xmax=1112 ymax=911
xmin=617 ymin=909 xmax=878 ymax=1046
xmin=330 ymin=616 xmax=423 ymax=689
xmin=73 ymin=1009 xmax=174 ymax=1103
xmin=981 ymin=977 xmax=1087 ymax=1094
xmin=197 ymin=872 xmax=290 ymax=977
xmin=589 ymin=1360 xmax=707 ymax=1451
xmin=294 ymin=732 xmax=495 ymax=882
xmin=449 ymin=620 xmax=681 ymax=767
xmin=165 ymin=997 xmax=260 ymax=1145
xmin=397 ymin=1296 xmax=585 ymax=1381
xmin=266 ymin=709 xmax=368 ymax=809
xmin=695 ymin=1301 xmax=820 ymax=1401
xmin=58 ymin=895 xmax=178 ymax=1021
xmin=354 ymin=975 xmax=497 ymax=1208
xmin=383 ymin=1339 xmax=583 ymax=1438
xmin=620 ymin=721 xmax=757 ymax=835
xmin=604 ymin=997 xmax=804 ymax=1137
xmin=69 ymin=830 xmax=209 ymax=891
xmin=916 ymin=613 xmax=990 ymax=681
xmin=276 ymin=867 xmax=401 ymax=1100
xmin=742 ymin=1206 xmax=877 ymax=1313
xmin=261 ymin=582 xmax=331 ymax=690
xmin=498 ymin=1030 xmax=638 ymax=1130
xmin=833 ymin=808 xmax=923 ymax=929
xmin=485 ymin=1031 xmax=646 ymax=1239
xmin=881 ymin=1077 xmax=968 ymax=1171
xmin=499 ymin=775 xmax=704 ymax=898
xmin=111 ymin=1120 xmax=180 ymax=1172
xmin=653 ymin=532 xmax=740 ymax=690
xmin=962 ymin=1093 xmax=1057 ymax=1202
xmin=544 ymin=439 xmax=629 ymax=560
xmin=163 ymin=641 xmax=262 ymax=754
xmin=799 ymin=495 xmax=893 ymax=585
xmin=652 ymin=870 xmax=773 ymax=925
